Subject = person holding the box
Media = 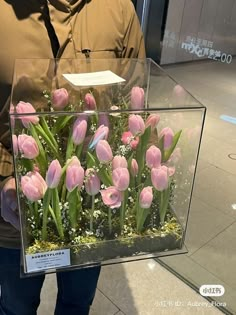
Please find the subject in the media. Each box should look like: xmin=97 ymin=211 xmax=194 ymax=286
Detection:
xmin=0 ymin=1 xmax=145 ymax=314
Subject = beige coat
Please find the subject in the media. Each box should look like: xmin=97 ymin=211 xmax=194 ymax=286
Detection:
xmin=0 ymin=0 xmax=145 ymax=248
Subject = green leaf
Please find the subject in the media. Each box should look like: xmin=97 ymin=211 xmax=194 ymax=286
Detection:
xmin=163 ymin=130 xmax=182 ymax=162
xmin=136 ymin=126 xmax=151 ymax=183
xmin=42 ymin=188 xmax=52 ymax=241
xmin=67 ymin=188 xmax=80 ymax=229
xmin=40 ymin=116 xmax=58 ymax=149
xmin=52 ymin=115 xmax=73 ymax=135
xmin=52 ymin=188 xmax=64 ymax=238
xmin=66 ymin=129 xmax=74 ymax=160
xmin=87 ymin=152 xmax=112 ymax=186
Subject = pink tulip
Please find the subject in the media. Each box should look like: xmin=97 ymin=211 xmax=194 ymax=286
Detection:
xmin=145 ymin=114 xmax=160 ymax=130
xmin=130 ymin=86 xmax=144 ymax=110
xmin=139 ymin=186 xmax=153 ymax=209
xmin=21 ymin=171 xmax=47 ymax=202
xmin=100 ymin=186 xmax=123 ymax=208
xmin=121 ymin=131 xmax=139 ymax=149
xmin=130 ymin=158 xmax=138 ymax=177
xmin=84 ymin=93 xmax=96 ymax=110
xmin=151 ymin=167 xmax=168 ymax=191
xmin=129 ymin=114 xmax=145 ymax=136
xmin=16 ymin=101 xmax=39 ymax=128
xmin=112 ymin=167 xmax=130 ymax=191
xmin=85 ymin=168 xmax=100 ymax=195
xmin=112 ymin=156 xmax=128 ymax=169
xmin=96 ymin=140 xmax=113 ymax=163
xmin=159 ymin=127 xmax=174 ymax=149
xmin=66 ymin=156 xmax=84 ymax=192
xmin=72 ymin=118 xmax=87 ymax=145
xmin=89 ymin=125 xmax=109 ymax=149
xmin=52 ymin=88 xmax=69 ymax=110
xmin=46 ymin=159 xmax=62 ymax=188
xmin=18 ymin=134 xmax=39 ymax=159
xmin=12 ymin=135 xmax=18 ymax=155
xmin=146 ymin=145 xmax=161 ymax=169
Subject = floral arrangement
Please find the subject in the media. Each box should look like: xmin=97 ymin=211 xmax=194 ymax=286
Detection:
xmin=11 ymin=85 xmax=182 ymax=255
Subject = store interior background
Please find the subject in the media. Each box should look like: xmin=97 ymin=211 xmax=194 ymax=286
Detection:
xmin=135 ymin=0 xmax=236 ymax=314
xmin=39 ymin=1 xmax=236 ymax=314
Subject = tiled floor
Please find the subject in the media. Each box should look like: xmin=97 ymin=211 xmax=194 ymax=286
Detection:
xmin=160 ymin=59 xmax=236 ymax=314
xmin=38 ymin=260 xmax=224 ymax=315
xmin=37 ymin=59 xmax=236 ymax=314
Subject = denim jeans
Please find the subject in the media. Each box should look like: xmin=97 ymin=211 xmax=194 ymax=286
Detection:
xmin=0 ymin=247 xmax=101 ymax=315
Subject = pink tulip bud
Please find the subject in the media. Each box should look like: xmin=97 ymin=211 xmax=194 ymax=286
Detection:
xmin=121 ymin=131 xmax=139 ymax=150
xmin=112 ymin=167 xmax=130 ymax=191
xmin=21 ymin=171 xmax=47 ymax=201
xmin=100 ymin=186 xmax=123 ymax=208
xmin=89 ymin=125 xmax=109 ymax=149
xmin=112 ymin=156 xmax=128 ymax=169
xmin=66 ymin=156 xmax=84 ymax=192
xmin=96 ymin=140 xmax=113 ymax=163
xmin=159 ymin=127 xmax=174 ymax=149
xmin=145 ymin=114 xmax=160 ymax=130
xmin=72 ymin=118 xmax=87 ymax=145
xmin=12 ymin=135 xmax=18 ymax=155
xmin=151 ymin=167 xmax=168 ymax=191
xmin=85 ymin=168 xmax=100 ymax=195
xmin=46 ymin=159 xmax=62 ymax=188
xmin=84 ymin=93 xmax=96 ymax=110
xmin=129 ymin=114 xmax=145 ymax=136
xmin=146 ymin=145 xmax=161 ymax=169
xmin=130 ymin=158 xmax=138 ymax=177
xmin=130 ymin=86 xmax=145 ymax=110
xmin=18 ymin=134 xmax=39 ymax=159
xmin=52 ymin=88 xmax=69 ymax=110
xmin=16 ymin=101 xmax=39 ymax=128
xmin=139 ymin=186 xmax=153 ymax=209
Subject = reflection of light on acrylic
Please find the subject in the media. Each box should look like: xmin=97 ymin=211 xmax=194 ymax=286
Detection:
xmin=147 ymin=261 xmax=157 ymax=270
xmin=231 ymin=204 xmax=236 ymax=210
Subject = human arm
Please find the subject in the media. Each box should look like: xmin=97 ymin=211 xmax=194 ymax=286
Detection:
xmin=0 ymin=143 xmax=19 ymax=230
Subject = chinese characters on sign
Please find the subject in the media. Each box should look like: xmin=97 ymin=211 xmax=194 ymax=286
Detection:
xmin=181 ymin=35 xmax=232 ymax=64
xmin=163 ymin=30 xmax=176 ymax=48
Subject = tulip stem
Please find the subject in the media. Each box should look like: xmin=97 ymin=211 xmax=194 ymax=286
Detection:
xmin=76 ymin=143 xmax=83 ymax=159
xmin=42 ymin=189 xmax=52 ymax=241
xmin=66 ymin=129 xmax=74 ymax=160
xmin=120 ymin=191 xmax=128 ymax=232
xmin=68 ymin=188 xmax=80 ymax=230
xmin=136 ymin=206 xmax=150 ymax=233
xmin=52 ymin=188 xmax=64 ymax=239
xmin=90 ymin=195 xmax=95 ymax=232
xmin=108 ymin=208 xmax=112 ymax=234
xmin=136 ymin=126 xmax=151 ymax=183
xmin=34 ymin=201 xmax=39 ymax=228
xmin=159 ymin=188 xmax=170 ymax=223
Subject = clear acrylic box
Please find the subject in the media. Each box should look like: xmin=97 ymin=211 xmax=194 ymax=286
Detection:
xmin=9 ymin=58 xmax=206 ymax=275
